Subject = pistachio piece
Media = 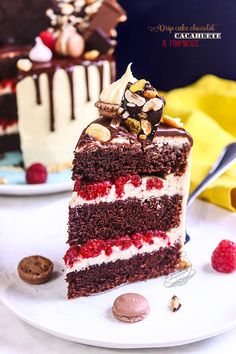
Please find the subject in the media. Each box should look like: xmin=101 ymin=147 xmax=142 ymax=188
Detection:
xmin=141 ymin=119 xmax=152 ymax=135
xmin=143 ymin=97 xmax=163 ymax=112
xmin=144 ymin=89 xmax=158 ymax=99
xmin=125 ymin=90 xmax=146 ymax=107
xmin=163 ymin=115 xmax=184 ymax=128
xmin=85 ymin=123 xmax=111 ymax=142
xmin=138 ymin=112 xmax=147 ymax=119
xmin=130 ymin=79 xmax=146 ymax=93
xmin=125 ymin=118 xmax=141 ymax=134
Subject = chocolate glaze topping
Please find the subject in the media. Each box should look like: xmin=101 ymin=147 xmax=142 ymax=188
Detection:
xmin=18 ymin=55 xmax=115 ymax=131
xmin=78 ymin=117 xmax=193 ymax=149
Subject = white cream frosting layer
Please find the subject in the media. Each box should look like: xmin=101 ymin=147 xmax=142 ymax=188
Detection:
xmin=70 ymin=172 xmax=189 ymax=207
xmin=99 ymin=63 xmax=136 ymax=104
xmin=16 ymin=60 xmax=112 ymax=168
xmin=66 ymin=227 xmax=181 ymax=274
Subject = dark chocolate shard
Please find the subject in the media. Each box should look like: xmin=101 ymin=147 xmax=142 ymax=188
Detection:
xmin=88 ymin=0 xmax=126 ymax=35
xmin=120 ymin=81 xmax=165 ymax=138
xmin=85 ymin=29 xmax=116 ymax=54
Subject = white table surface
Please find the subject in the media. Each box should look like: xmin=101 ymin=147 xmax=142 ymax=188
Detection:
xmin=1 ymin=193 xmax=236 ymax=354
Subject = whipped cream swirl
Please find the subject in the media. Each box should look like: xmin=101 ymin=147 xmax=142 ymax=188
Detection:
xmin=100 ymin=63 xmax=136 ymax=104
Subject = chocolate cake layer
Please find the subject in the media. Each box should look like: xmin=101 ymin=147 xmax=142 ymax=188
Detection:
xmin=0 ymin=46 xmax=30 ymax=80
xmin=72 ymin=139 xmax=191 ymax=182
xmin=0 ymin=94 xmax=17 ymax=120
xmin=0 ymin=134 xmax=20 ymax=153
xmin=66 ymin=243 xmax=181 ymax=298
xmin=68 ymin=195 xmax=182 ymax=245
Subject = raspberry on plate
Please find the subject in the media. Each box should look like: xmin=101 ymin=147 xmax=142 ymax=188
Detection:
xmin=211 ymin=239 xmax=236 ymax=273
xmin=26 ymin=163 xmax=48 ymax=184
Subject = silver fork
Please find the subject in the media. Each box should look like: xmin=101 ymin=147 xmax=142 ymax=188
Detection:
xmin=185 ymin=142 xmax=236 ymax=242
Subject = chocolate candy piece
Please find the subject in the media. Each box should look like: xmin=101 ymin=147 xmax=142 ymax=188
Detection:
xmin=17 ymin=255 xmax=54 ymax=284
xmin=85 ymin=29 xmax=116 ymax=54
xmin=112 ymin=293 xmax=150 ymax=323
xmin=120 ymin=82 xmax=165 ymax=138
xmin=88 ymin=0 xmax=126 ymax=35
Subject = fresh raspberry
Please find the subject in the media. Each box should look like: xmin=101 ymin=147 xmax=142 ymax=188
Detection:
xmin=39 ymin=31 xmax=56 ymax=50
xmin=74 ymin=179 xmax=112 ymax=200
xmin=211 ymin=240 xmax=236 ymax=273
xmin=26 ymin=163 xmax=48 ymax=184
xmin=146 ymin=177 xmax=163 ymax=190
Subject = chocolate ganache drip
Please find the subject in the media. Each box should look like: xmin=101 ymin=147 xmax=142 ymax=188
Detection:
xmin=18 ymin=58 xmax=110 ymax=131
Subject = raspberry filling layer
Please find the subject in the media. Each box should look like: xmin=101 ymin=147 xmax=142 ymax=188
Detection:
xmin=0 ymin=119 xmax=18 ymax=130
xmin=74 ymin=174 xmax=163 ymax=201
xmin=0 ymin=79 xmax=16 ymax=93
xmin=64 ymin=230 xmax=169 ymax=268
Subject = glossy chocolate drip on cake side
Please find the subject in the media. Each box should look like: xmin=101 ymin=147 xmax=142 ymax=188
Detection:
xmin=18 ymin=56 xmax=115 ymax=132
xmin=154 ymin=123 xmax=193 ymax=145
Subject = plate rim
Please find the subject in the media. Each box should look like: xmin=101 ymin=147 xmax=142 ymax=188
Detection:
xmin=1 ymin=291 xmax=236 ymax=349
xmin=0 ymin=181 xmax=73 ymax=196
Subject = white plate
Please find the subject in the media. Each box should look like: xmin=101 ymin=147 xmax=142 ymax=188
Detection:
xmin=0 ymin=198 xmax=236 ymax=348
xmin=0 ymin=151 xmax=73 ymax=195
xmin=0 ymin=181 xmax=73 ymax=196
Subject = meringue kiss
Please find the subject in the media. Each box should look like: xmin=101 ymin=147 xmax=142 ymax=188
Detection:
xmin=29 ymin=37 xmax=53 ymax=62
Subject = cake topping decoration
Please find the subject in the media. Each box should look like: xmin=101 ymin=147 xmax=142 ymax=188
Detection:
xmin=96 ymin=63 xmax=166 ymax=139
xmin=119 ymin=78 xmax=165 ymax=139
xmin=85 ymin=122 xmax=111 ymax=142
xmin=45 ymin=0 xmax=126 ymax=58
xmin=17 ymin=59 xmax=33 ymax=72
xmin=55 ymin=27 xmax=85 ymax=58
xmin=29 ymin=37 xmax=53 ymax=62
xmin=163 ymin=115 xmax=184 ymax=129
xmin=99 ymin=63 xmax=137 ymax=105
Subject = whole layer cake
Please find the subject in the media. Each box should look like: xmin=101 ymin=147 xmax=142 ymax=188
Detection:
xmin=0 ymin=0 xmax=56 ymax=154
xmin=64 ymin=65 xmax=193 ymax=298
xmin=0 ymin=0 xmax=126 ymax=170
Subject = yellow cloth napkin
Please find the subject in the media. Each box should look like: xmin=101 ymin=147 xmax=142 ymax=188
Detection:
xmin=162 ymin=75 xmax=236 ymax=211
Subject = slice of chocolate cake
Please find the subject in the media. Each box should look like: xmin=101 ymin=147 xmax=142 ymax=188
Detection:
xmin=64 ymin=64 xmax=193 ymax=298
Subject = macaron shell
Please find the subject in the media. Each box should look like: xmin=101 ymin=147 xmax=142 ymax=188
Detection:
xmin=67 ymin=33 xmax=85 ymax=58
xmin=17 ymin=255 xmax=54 ymax=284
xmin=112 ymin=293 xmax=150 ymax=323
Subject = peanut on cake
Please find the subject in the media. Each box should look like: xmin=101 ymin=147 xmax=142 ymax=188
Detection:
xmin=64 ymin=64 xmax=193 ymax=298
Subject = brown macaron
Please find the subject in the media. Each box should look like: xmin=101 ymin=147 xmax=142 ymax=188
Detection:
xmin=95 ymin=101 xmax=119 ymax=118
xmin=112 ymin=293 xmax=150 ymax=323
xmin=17 ymin=255 xmax=54 ymax=284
